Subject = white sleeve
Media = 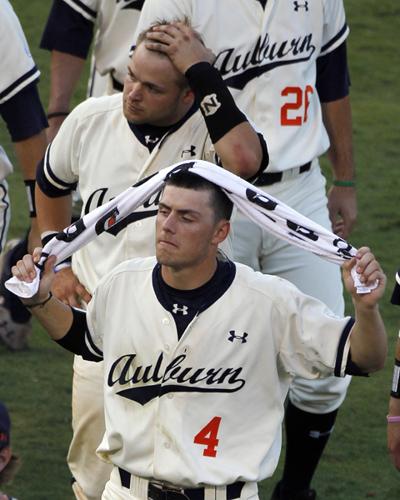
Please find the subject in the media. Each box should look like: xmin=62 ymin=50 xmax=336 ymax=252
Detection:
xmin=0 ymin=0 xmax=40 ymax=103
xmin=320 ymin=0 xmax=350 ymax=56
xmin=134 ymin=0 xmax=193 ymax=41
xmin=43 ymin=99 xmax=96 ymax=190
xmin=85 ymin=279 xmax=107 ymax=357
xmin=273 ymin=279 xmax=352 ymax=379
xmin=61 ymin=0 xmax=99 ymax=23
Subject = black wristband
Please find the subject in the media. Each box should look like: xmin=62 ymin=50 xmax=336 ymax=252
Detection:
xmin=47 ymin=111 xmax=69 ymax=120
xmin=185 ymin=62 xmax=247 ymax=143
xmin=24 ymin=179 xmax=36 ymax=217
xmin=24 ymin=292 xmax=53 ymax=309
xmin=391 ymin=358 xmax=400 ymax=399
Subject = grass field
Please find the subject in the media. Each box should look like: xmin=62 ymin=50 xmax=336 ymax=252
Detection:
xmin=0 ymin=0 xmax=400 ymax=498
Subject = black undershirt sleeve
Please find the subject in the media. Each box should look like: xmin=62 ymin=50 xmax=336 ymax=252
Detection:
xmin=40 ymin=0 xmax=94 ymax=59
xmin=316 ymin=41 xmax=351 ymax=103
xmin=55 ymin=307 xmax=102 ymax=361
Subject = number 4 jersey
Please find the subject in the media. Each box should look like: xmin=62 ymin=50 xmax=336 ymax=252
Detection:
xmin=84 ymin=257 xmax=352 ymax=487
xmin=135 ymin=0 xmax=349 ymax=172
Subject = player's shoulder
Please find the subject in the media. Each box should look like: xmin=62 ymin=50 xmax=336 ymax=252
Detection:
xmin=233 ymin=262 xmax=300 ymax=302
xmin=71 ymin=93 xmax=123 ymax=122
xmin=102 ymin=256 xmax=157 ymax=286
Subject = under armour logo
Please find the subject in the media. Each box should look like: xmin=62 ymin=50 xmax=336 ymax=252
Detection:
xmin=200 ymin=94 xmax=221 ymax=116
xmin=145 ymin=135 xmax=159 ymax=145
xmin=228 ymin=331 xmax=248 ymax=343
xmin=172 ymin=304 xmax=189 ymax=315
xmin=181 ymin=145 xmax=196 ymax=158
xmin=293 ymin=1 xmax=309 ymax=11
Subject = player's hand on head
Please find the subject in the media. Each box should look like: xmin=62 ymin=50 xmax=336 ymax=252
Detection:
xmin=145 ymin=22 xmax=215 ymax=73
xmin=51 ymin=266 xmax=92 ymax=307
xmin=341 ymin=246 xmax=386 ymax=305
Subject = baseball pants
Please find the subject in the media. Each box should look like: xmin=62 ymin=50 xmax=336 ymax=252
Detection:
xmin=232 ymin=160 xmax=351 ymax=413
xmin=68 ymin=355 xmax=112 ymax=500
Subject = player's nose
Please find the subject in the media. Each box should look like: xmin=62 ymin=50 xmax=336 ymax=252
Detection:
xmin=161 ymin=213 xmax=176 ymax=233
xmin=127 ymin=82 xmax=143 ymax=100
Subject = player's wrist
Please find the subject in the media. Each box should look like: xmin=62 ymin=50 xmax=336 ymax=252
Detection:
xmin=332 ymin=179 xmax=356 ymax=188
xmin=185 ymin=62 xmax=246 ymax=143
xmin=23 ymin=292 xmax=53 ymax=309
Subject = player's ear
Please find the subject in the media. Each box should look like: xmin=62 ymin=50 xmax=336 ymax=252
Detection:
xmin=182 ymin=87 xmax=195 ymax=105
xmin=211 ymin=220 xmax=230 ymax=245
xmin=0 ymin=446 xmax=11 ymax=472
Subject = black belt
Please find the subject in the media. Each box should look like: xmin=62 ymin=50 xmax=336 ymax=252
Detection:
xmin=254 ymin=161 xmax=311 ymax=186
xmin=118 ymin=468 xmax=245 ymax=500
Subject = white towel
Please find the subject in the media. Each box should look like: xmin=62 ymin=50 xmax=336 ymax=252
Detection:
xmin=5 ymin=159 xmax=372 ymax=297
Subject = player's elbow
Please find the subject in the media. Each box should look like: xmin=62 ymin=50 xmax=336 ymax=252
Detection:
xmin=228 ymin=143 xmax=264 ymax=179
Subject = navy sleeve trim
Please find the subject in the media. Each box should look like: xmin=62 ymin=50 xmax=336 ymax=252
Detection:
xmin=38 ymin=142 xmax=78 ymax=196
xmin=0 ymin=66 xmax=39 ymax=103
xmin=316 ymin=41 xmax=350 ymax=103
xmin=0 ymin=84 xmax=47 ymax=141
xmin=68 ymin=0 xmax=97 ymax=19
xmin=334 ymin=317 xmax=355 ymax=377
xmin=40 ymin=0 xmax=94 ymax=59
xmin=55 ymin=306 xmax=102 ymax=361
xmin=321 ymin=23 xmax=348 ymax=54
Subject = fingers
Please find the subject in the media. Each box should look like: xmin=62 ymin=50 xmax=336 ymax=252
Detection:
xmin=12 ymin=253 xmax=38 ymax=282
xmin=51 ymin=267 xmax=92 ymax=307
xmin=354 ymin=247 xmax=386 ymax=286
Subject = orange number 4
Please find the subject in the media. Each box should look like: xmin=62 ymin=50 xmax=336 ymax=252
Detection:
xmin=281 ymin=85 xmax=314 ymax=126
xmin=194 ymin=416 xmax=222 ymax=457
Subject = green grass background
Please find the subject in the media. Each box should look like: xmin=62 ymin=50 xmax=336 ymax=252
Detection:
xmin=0 ymin=0 xmax=399 ymax=498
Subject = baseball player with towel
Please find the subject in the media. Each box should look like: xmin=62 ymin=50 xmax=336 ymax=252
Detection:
xmin=135 ymin=2 xmax=356 ymax=497
xmin=35 ymin=20 xmax=268 ymax=500
xmin=10 ymin=168 xmax=387 ymax=500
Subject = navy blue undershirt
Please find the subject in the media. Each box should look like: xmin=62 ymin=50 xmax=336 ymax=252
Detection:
xmin=127 ymin=101 xmax=199 ymax=152
xmin=152 ymin=258 xmax=236 ymax=339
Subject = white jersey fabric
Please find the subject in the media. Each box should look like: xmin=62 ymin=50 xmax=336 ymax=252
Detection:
xmin=135 ymin=0 xmax=352 ymax=416
xmin=135 ymin=0 xmax=349 ymax=172
xmin=86 ymin=256 xmax=352 ymax=486
xmin=62 ymin=0 xmax=142 ymax=92
xmin=43 ymin=94 xmax=220 ymax=293
xmin=0 ymin=0 xmax=41 ymax=104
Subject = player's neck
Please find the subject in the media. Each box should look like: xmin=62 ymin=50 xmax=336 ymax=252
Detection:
xmin=161 ymin=258 xmax=218 ymax=291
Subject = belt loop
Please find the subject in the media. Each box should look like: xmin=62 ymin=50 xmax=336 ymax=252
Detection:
xmin=131 ymin=475 xmax=149 ymax=498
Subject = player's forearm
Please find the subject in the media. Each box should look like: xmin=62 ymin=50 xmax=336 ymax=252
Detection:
xmin=23 ymin=293 xmax=74 ymax=341
xmin=214 ymin=122 xmax=264 ymax=179
xmin=349 ymin=303 xmax=387 ymax=372
xmin=35 ymin=186 xmax=72 ymax=237
xmin=13 ymin=131 xmax=48 ymax=180
xmin=48 ymin=51 xmax=86 ymax=114
xmin=321 ymin=96 xmax=354 ymax=181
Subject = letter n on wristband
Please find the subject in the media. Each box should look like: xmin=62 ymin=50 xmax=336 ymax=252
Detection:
xmin=185 ymin=62 xmax=247 ymax=143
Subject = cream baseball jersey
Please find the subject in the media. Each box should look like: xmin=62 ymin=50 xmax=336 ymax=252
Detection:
xmin=135 ymin=0 xmax=349 ymax=172
xmin=84 ymin=257 xmax=352 ymax=486
xmin=0 ymin=0 xmax=41 ymax=104
xmin=61 ymin=0 xmax=143 ymax=86
xmin=39 ymin=94 xmax=225 ymax=293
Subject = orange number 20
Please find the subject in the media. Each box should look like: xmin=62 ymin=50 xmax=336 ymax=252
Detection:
xmin=194 ymin=416 xmax=222 ymax=457
xmin=281 ymin=85 xmax=314 ymax=126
